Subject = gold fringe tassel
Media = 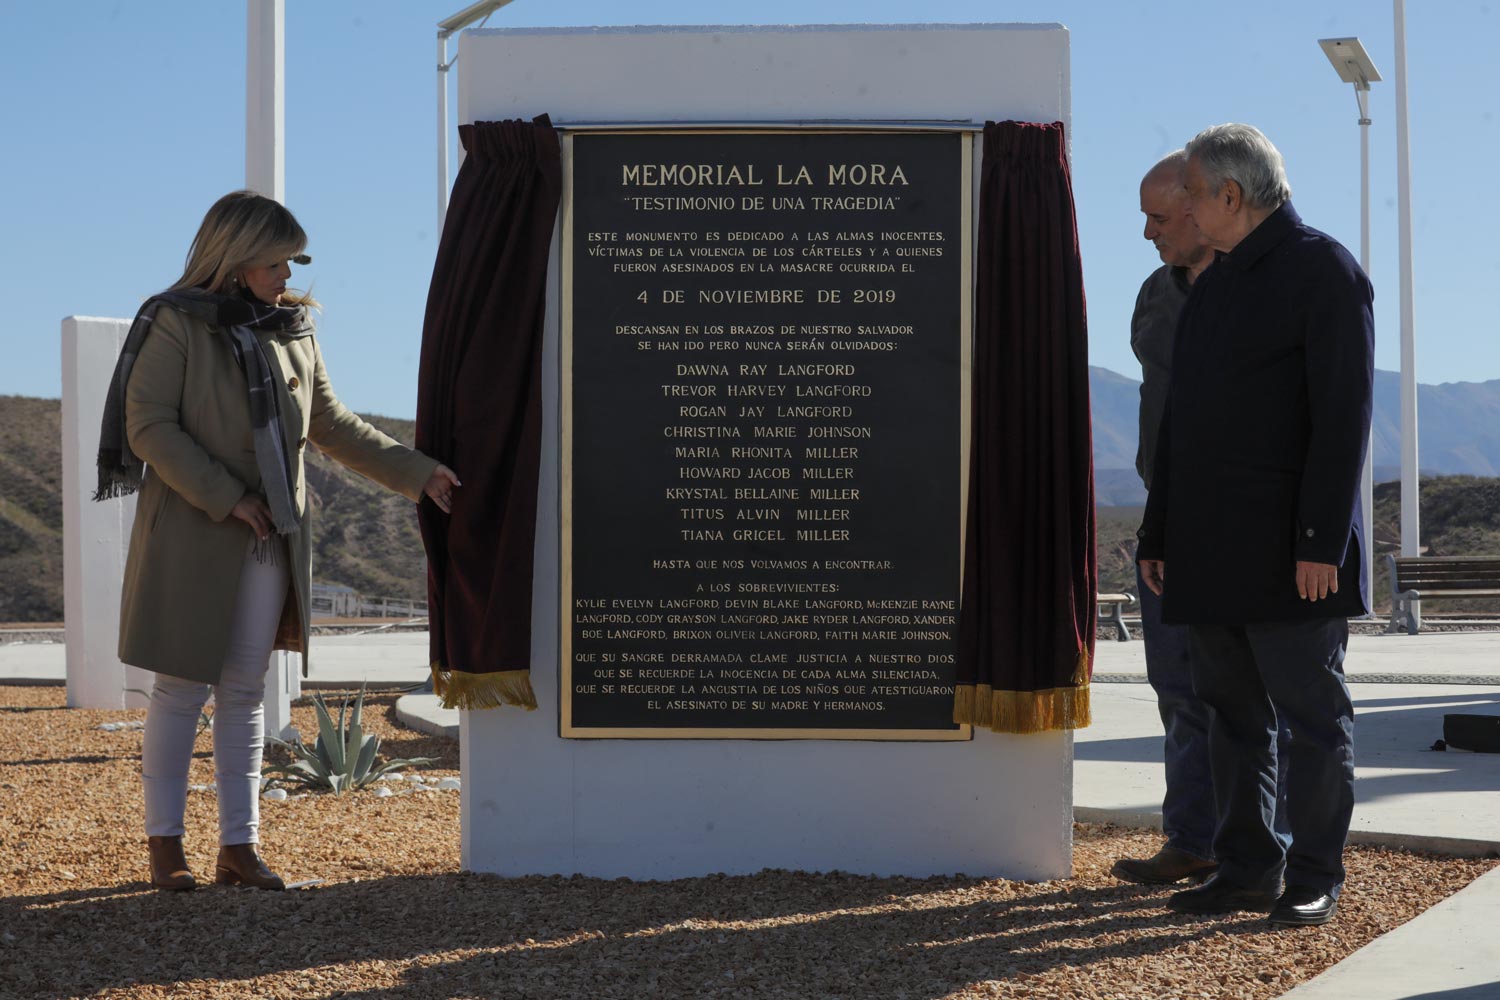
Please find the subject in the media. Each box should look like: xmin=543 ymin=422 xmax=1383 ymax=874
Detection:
xmin=952 ymin=647 xmax=1092 ymax=734
xmin=430 ymin=664 xmax=538 ymax=711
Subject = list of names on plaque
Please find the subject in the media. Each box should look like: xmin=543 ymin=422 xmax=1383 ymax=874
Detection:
xmin=565 ymin=130 xmax=967 ymax=738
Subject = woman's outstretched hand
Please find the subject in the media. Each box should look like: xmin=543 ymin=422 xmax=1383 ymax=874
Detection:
xmin=423 ymin=464 xmax=462 ymax=514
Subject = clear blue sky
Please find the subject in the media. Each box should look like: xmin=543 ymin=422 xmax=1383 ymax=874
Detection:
xmin=2 ymin=1 xmax=1495 ymax=417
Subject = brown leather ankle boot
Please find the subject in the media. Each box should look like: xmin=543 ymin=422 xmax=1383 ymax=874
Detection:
xmin=214 ymin=843 xmax=285 ymax=890
xmin=147 ymin=835 xmax=197 ymax=891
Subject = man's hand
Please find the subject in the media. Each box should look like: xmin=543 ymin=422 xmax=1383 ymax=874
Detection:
xmin=1296 ymin=560 xmax=1339 ymax=601
xmin=229 ymin=492 xmax=274 ymax=541
xmin=1139 ymin=559 xmax=1166 ymax=596
xmin=423 ymin=464 xmax=462 ymax=514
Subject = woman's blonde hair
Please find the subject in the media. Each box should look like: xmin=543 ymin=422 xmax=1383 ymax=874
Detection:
xmin=170 ymin=190 xmax=317 ymax=306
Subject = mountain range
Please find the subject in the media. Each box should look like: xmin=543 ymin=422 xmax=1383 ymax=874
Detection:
xmin=1091 ymin=367 xmax=1500 ymax=506
xmin=0 ymin=398 xmax=425 ymax=623
xmin=5 ymin=370 xmax=1499 ymax=620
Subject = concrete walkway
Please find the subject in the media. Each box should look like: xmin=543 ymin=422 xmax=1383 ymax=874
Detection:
xmin=3 ymin=628 xmax=1497 ymax=999
xmin=1080 ymin=631 xmax=1500 ymax=856
xmin=1084 ymin=631 xmax=1500 ymax=1000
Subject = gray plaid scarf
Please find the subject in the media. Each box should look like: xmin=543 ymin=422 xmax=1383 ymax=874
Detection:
xmin=95 ymin=288 xmax=314 ymax=546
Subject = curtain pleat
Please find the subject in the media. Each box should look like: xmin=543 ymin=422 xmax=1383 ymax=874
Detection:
xmin=415 ymin=115 xmax=562 ymax=711
xmin=954 ymin=120 xmax=1097 ymax=734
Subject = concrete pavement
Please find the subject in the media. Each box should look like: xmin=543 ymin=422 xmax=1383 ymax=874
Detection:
xmin=0 ymin=630 xmax=435 ymax=689
xmin=1084 ymin=631 xmax=1500 ymax=1000
xmin=3 ymin=627 xmax=1497 ymax=998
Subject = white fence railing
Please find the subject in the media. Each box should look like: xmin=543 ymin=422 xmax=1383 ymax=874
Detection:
xmin=310 ymin=592 xmax=428 ymax=620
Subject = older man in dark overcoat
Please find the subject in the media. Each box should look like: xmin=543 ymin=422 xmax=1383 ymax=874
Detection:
xmin=1136 ymin=123 xmax=1373 ymax=927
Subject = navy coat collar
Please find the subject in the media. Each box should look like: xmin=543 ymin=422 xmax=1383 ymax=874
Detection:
xmin=1216 ymin=201 xmax=1301 ymax=273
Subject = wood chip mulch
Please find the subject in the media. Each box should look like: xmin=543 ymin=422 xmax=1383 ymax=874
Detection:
xmin=0 ymin=684 xmax=1492 ymax=1000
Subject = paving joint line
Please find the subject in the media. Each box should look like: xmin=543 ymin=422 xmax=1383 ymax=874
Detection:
xmin=1093 ymin=672 xmax=1500 ymax=685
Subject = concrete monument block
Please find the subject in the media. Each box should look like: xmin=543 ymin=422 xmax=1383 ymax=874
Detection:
xmin=62 ymin=316 xmax=149 ymax=709
xmin=453 ymin=24 xmax=1076 ymax=880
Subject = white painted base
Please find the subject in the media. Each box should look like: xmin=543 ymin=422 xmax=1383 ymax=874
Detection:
xmin=462 ymin=702 xmax=1071 ymax=880
xmin=456 ymin=24 xmax=1075 ymax=879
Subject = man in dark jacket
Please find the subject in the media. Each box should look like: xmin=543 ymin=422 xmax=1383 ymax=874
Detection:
xmin=1112 ymin=150 xmax=1289 ymax=887
xmin=1137 ymin=123 xmax=1373 ymax=927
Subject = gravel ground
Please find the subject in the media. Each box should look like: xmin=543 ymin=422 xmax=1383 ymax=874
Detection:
xmin=0 ymin=685 xmax=1493 ymax=1000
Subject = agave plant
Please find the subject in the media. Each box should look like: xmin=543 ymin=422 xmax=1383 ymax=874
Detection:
xmin=263 ymin=684 xmax=435 ymax=795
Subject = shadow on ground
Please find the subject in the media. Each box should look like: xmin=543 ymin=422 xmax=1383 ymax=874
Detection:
xmin=2 ymin=872 xmax=1266 ymax=999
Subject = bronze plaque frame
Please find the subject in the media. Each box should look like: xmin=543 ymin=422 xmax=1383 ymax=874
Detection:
xmin=560 ymin=127 xmax=972 ymax=740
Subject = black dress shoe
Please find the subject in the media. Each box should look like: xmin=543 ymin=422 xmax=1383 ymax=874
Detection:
xmin=1112 ymin=846 xmax=1219 ymax=885
xmin=1269 ymin=885 xmax=1338 ymax=927
xmin=1167 ymin=873 xmax=1279 ymax=915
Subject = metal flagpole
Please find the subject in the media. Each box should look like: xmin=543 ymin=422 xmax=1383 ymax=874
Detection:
xmin=1393 ymin=0 xmax=1421 ymax=559
xmin=246 ymin=0 xmax=284 ymax=203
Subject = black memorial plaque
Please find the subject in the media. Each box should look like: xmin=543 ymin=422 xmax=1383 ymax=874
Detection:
xmin=562 ymin=129 xmax=969 ymax=739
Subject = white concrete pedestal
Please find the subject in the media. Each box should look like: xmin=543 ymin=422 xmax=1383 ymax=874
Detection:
xmin=62 ymin=317 xmax=149 ymax=709
xmin=454 ymin=24 xmax=1077 ymax=880
xmin=264 ymin=651 xmax=301 ymax=742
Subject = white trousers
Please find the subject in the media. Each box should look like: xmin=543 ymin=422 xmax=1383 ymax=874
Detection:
xmin=141 ymin=542 xmax=289 ymax=845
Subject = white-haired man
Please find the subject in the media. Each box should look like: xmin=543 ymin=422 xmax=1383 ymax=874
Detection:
xmin=1110 ymin=151 xmax=1218 ymax=886
xmin=1113 ymin=151 xmax=1290 ymax=888
xmin=1136 ymin=124 xmax=1372 ymax=927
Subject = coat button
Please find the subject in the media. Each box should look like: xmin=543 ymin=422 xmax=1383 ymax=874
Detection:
xmin=1136 ymin=528 xmax=1146 ymax=539
xmin=297 ymin=436 xmax=307 ymax=449
xmin=1305 ymin=528 xmax=1315 ymax=537
xmin=287 ymin=375 xmax=300 ymax=391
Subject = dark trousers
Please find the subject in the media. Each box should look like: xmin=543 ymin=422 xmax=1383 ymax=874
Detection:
xmin=1188 ymin=618 xmax=1354 ymax=896
xmin=1139 ymin=564 xmax=1291 ymax=860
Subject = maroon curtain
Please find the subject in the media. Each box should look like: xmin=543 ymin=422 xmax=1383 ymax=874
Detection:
xmin=954 ymin=120 xmax=1096 ymax=734
xmin=415 ymin=116 xmax=561 ymax=711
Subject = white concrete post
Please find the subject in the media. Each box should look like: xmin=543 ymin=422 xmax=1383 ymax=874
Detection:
xmin=246 ymin=0 xmax=285 ymax=203
xmin=62 ymin=317 xmax=153 ymax=709
xmin=263 ymin=651 xmax=301 ymax=744
xmin=247 ymin=0 xmax=298 ymax=739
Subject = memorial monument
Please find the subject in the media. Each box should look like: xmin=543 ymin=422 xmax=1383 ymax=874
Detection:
xmin=429 ymin=24 xmax=1085 ymax=880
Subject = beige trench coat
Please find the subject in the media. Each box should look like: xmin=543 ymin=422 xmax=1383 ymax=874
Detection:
xmin=118 ymin=303 xmax=437 ymax=684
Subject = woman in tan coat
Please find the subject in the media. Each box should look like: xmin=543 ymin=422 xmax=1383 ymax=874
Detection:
xmin=96 ymin=191 xmax=458 ymax=891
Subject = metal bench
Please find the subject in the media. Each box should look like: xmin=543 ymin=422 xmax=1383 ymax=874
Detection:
xmin=1097 ymin=592 xmax=1137 ymax=642
xmin=1386 ymin=554 xmax=1500 ymax=634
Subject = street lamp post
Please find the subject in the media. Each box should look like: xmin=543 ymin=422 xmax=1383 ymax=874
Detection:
xmin=1392 ymin=0 xmax=1421 ymax=563
xmin=1318 ymin=36 xmax=1381 ymax=610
